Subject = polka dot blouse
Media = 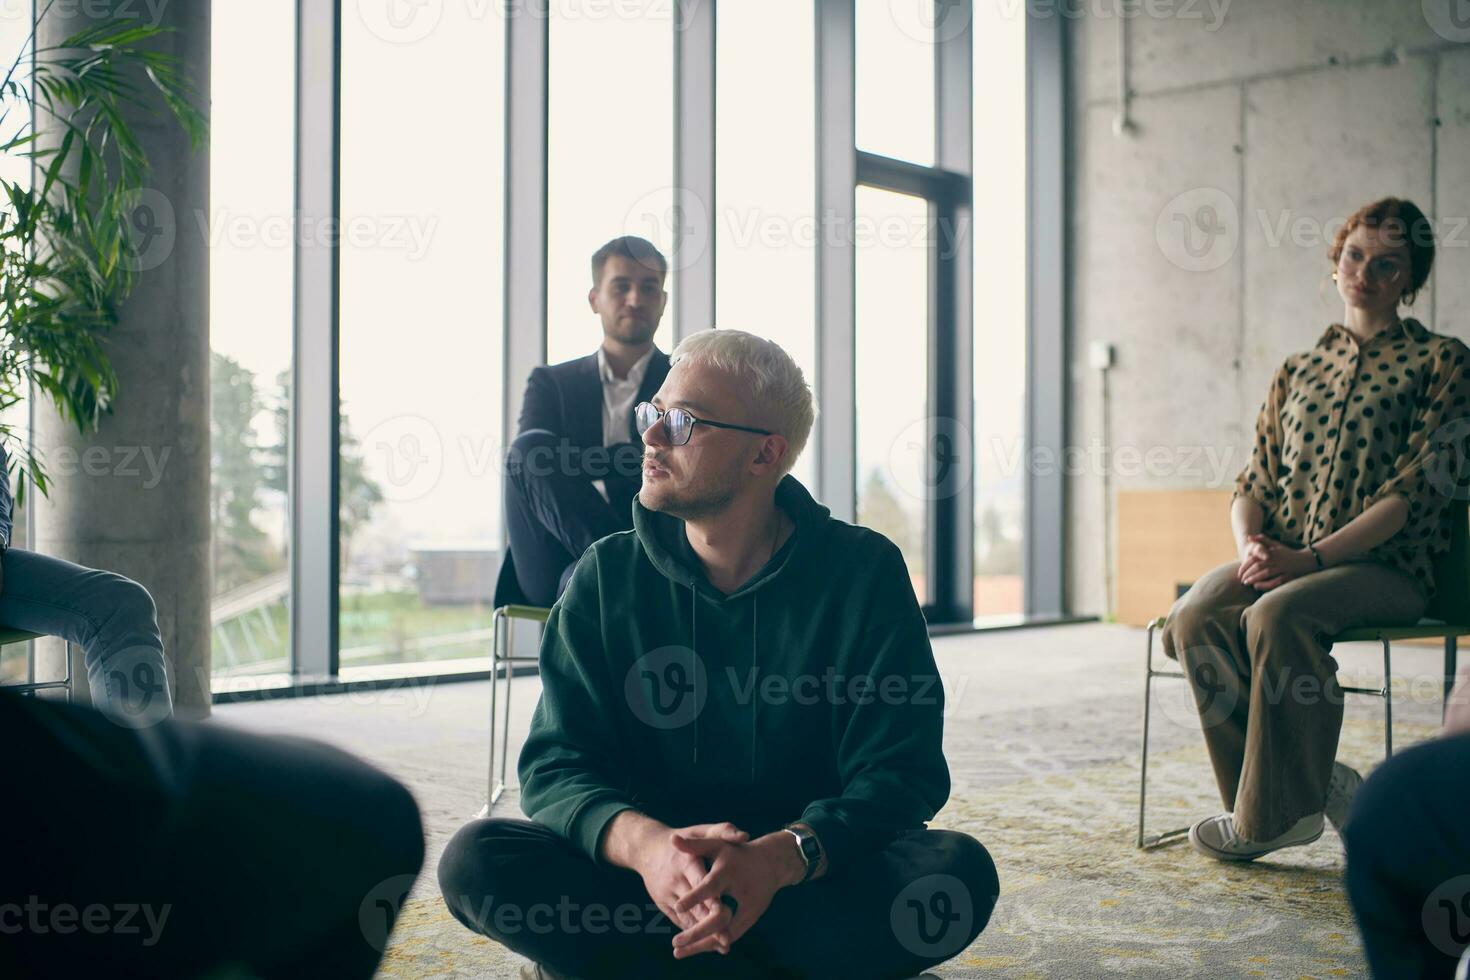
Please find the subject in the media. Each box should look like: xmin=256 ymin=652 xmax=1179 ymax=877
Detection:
xmin=1231 ymin=317 xmax=1470 ymax=598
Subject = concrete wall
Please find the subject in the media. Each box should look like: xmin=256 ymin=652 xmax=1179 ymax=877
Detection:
xmin=1065 ymin=0 xmax=1470 ymax=616
xmin=33 ymin=0 xmax=212 ymax=717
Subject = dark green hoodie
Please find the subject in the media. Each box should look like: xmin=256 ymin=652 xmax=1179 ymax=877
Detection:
xmin=516 ymin=475 xmax=951 ymax=880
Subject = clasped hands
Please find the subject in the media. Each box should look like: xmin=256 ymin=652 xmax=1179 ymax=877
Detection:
xmin=636 ymin=820 xmax=799 ymax=961
xmin=1237 ymin=532 xmax=1319 ymax=591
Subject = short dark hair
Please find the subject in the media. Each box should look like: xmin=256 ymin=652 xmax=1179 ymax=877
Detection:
xmin=591 ymin=236 xmax=668 ymax=287
xmin=1328 ymin=197 xmax=1436 ymax=306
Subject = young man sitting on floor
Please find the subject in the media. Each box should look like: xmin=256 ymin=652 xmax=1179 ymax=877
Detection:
xmin=438 ymin=329 xmax=999 ymax=979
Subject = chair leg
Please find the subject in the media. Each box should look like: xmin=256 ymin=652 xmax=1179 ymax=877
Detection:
xmin=1447 ymin=635 xmax=1459 ymax=725
xmin=485 ymin=607 xmax=506 ymax=813
xmin=1138 ymin=621 xmax=1156 ymax=849
xmin=1138 ymin=619 xmax=1191 ymax=850
xmin=1381 ymin=634 xmax=1393 ymax=760
xmin=497 ymin=613 xmax=517 ymax=804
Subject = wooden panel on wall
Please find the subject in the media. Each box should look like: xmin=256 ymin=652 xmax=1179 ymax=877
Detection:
xmin=1116 ymin=490 xmax=1236 ymax=626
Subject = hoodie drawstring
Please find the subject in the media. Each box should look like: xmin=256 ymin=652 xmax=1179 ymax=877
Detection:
xmin=691 ymin=584 xmax=698 ymax=765
xmin=688 ymin=582 xmax=759 ymax=783
xmin=751 ymin=594 xmax=758 ymax=782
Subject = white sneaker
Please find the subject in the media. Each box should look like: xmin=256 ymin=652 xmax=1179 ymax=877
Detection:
xmin=1189 ymin=812 xmax=1324 ymax=862
xmin=1324 ymin=762 xmax=1363 ymax=833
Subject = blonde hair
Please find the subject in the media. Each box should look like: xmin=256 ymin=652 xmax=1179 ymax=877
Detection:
xmin=670 ymin=329 xmax=818 ymax=476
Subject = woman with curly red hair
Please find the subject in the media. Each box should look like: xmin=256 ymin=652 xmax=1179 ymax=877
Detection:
xmin=1160 ymin=197 xmax=1469 ymax=861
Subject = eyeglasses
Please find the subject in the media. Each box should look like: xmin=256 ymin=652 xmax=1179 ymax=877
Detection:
xmin=1338 ymin=250 xmax=1405 ymax=285
xmin=634 ymin=401 xmax=773 ymax=447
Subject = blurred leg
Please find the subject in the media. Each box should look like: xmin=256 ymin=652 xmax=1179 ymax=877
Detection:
xmin=1345 ymin=732 xmax=1470 ymax=979
xmin=0 ymin=548 xmax=171 ymax=726
xmin=0 ymin=690 xmax=425 ymax=978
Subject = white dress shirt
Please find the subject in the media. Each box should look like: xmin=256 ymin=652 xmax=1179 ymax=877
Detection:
xmin=597 ymin=345 xmax=654 ymax=448
xmin=593 ymin=345 xmax=654 ymax=503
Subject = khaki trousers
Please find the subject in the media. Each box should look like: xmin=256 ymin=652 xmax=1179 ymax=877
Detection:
xmin=1160 ymin=559 xmax=1427 ymax=841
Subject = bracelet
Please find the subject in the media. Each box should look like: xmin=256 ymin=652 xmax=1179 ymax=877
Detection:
xmin=1307 ymin=542 xmax=1324 ymax=569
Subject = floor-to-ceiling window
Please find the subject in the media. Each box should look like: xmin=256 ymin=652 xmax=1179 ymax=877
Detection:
xmin=546 ymin=1 xmax=675 ymax=369
xmin=202 ymin=1 xmax=1053 ymax=692
xmin=716 ymin=0 xmax=818 ymax=489
xmin=972 ymin=0 xmax=1028 ymax=619
xmin=854 ymin=186 xmax=933 ymax=600
xmin=208 ymin=0 xmax=296 ymax=679
xmin=856 ymin=2 xmax=935 ymax=166
xmin=337 ymin=2 xmax=505 ymax=674
xmin=853 ymin=4 xmax=941 ymax=605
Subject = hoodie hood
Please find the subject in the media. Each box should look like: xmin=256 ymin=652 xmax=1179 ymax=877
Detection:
xmin=632 ymin=474 xmax=829 ymax=597
xmin=631 ymin=475 xmax=831 ymax=774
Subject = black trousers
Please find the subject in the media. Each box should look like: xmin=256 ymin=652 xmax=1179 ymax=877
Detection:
xmin=0 ymin=689 xmax=426 ymax=979
xmin=504 ymin=429 xmax=638 ymax=607
xmin=437 ymin=816 xmax=999 ymax=979
xmin=1343 ymin=731 xmax=1470 ymax=979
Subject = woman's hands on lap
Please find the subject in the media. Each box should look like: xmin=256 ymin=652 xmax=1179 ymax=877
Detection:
xmin=1237 ymin=533 xmax=1317 ymax=591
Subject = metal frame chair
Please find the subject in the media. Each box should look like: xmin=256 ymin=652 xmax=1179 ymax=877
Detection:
xmin=0 ymin=629 xmax=69 ymax=700
xmin=479 ymin=549 xmax=551 ymax=816
xmin=1137 ymin=502 xmax=1470 ymax=850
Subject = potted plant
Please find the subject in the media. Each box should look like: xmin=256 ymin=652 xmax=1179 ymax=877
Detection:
xmin=0 ymin=0 xmax=205 ymax=504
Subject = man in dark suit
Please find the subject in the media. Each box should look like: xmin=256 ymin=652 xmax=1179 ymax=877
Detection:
xmin=504 ymin=236 xmax=672 ymax=606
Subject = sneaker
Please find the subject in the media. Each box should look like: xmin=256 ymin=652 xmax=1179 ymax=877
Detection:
xmin=1189 ymin=811 xmax=1324 ymax=862
xmin=1324 ymin=762 xmax=1363 ymax=833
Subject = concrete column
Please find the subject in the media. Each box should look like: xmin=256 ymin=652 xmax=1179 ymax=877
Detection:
xmin=32 ymin=0 xmax=211 ymax=718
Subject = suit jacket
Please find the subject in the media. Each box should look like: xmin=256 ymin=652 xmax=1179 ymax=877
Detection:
xmin=516 ymin=347 xmax=671 ymax=523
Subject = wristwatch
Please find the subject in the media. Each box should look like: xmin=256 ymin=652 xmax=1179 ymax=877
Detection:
xmin=782 ymin=823 xmax=821 ymax=884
